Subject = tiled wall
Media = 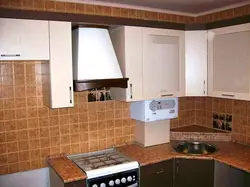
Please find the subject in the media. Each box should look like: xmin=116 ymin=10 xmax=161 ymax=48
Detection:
xmin=1 ymin=0 xmax=250 ymax=176
xmin=0 ymin=61 xmax=136 ymax=175
xmin=1 ymin=0 xmax=250 ymax=23
xmin=194 ymin=97 xmax=250 ymax=145
xmin=170 ymin=97 xmax=195 ymax=129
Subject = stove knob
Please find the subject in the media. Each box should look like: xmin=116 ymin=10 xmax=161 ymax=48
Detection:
xmin=92 ymin=184 xmax=98 ymax=187
xmin=127 ymin=176 xmax=132 ymax=182
xmin=115 ymin=179 xmax=120 ymax=185
xmin=100 ymin=183 xmax=106 ymax=187
xmin=121 ymin=177 xmax=126 ymax=183
xmin=108 ymin=180 xmax=114 ymax=186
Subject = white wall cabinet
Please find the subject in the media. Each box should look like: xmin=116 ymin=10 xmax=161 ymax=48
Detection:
xmin=142 ymin=28 xmax=185 ymax=100
xmin=43 ymin=21 xmax=74 ymax=108
xmin=110 ymin=26 xmax=143 ymax=101
xmin=185 ymin=31 xmax=207 ymax=96
xmin=208 ymin=23 xmax=250 ymax=100
xmin=110 ymin=26 xmax=185 ymax=101
xmin=0 ymin=18 xmax=49 ymax=61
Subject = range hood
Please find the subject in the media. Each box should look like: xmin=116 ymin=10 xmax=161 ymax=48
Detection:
xmin=72 ymin=27 xmax=128 ymax=91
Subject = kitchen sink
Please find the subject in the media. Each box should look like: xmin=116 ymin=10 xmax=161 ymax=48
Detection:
xmin=172 ymin=141 xmax=217 ymax=155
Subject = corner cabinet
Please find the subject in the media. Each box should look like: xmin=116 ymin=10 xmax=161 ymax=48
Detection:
xmin=208 ymin=23 xmax=250 ymax=100
xmin=214 ymin=161 xmax=250 ymax=187
xmin=0 ymin=18 xmax=49 ymax=61
xmin=185 ymin=31 xmax=207 ymax=96
xmin=142 ymin=28 xmax=185 ymax=100
xmin=110 ymin=26 xmax=185 ymax=101
xmin=175 ymin=159 xmax=214 ymax=187
xmin=42 ymin=21 xmax=74 ymax=108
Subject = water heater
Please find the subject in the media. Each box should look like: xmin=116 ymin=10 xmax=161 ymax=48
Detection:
xmin=130 ymin=98 xmax=178 ymax=122
xmin=130 ymin=98 xmax=178 ymax=147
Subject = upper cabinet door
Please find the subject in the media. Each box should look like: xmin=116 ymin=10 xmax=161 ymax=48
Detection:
xmin=185 ymin=31 xmax=207 ymax=96
xmin=43 ymin=21 xmax=74 ymax=108
xmin=208 ymin=23 xmax=250 ymax=100
xmin=110 ymin=26 xmax=143 ymax=102
xmin=0 ymin=18 xmax=49 ymax=61
xmin=142 ymin=28 xmax=185 ymax=100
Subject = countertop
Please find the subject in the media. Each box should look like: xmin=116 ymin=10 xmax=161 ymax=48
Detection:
xmin=47 ymin=141 xmax=250 ymax=183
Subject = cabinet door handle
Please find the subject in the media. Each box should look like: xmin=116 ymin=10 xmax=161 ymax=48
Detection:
xmin=222 ymin=94 xmax=235 ymax=97
xmin=156 ymin=169 xmax=164 ymax=175
xmin=69 ymin=86 xmax=72 ymax=104
xmin=161 ymin=94 xmax=173 ymax=97
xmin=203 ymin=80 xmax=206 ymax=94
xmin=130 ymin=83 xmax=133 ymax=99
xmin=1 ymin=54 xmax=21 ymax=57
xmin=176 ymin=161 xmax=179 ymax=176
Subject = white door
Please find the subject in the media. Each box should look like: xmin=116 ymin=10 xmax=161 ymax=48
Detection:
xmin=47 ymin=21 xmax=74 ymax=108
xmin=185 ymin=31 xmax=208 ymax=96
xmin=109 ymin=26 xmax=143 ymax=101
xmin=0 ymin=18 xmax=49 ymax=61
xmin=142 ymin=28 xmax=185 ymax=100
xmin=208 ymin=23 xmax=250 ymax=100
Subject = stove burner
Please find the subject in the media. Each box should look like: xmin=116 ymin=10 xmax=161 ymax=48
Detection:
xmin=68 ymin=148 xmax=133 ymax=171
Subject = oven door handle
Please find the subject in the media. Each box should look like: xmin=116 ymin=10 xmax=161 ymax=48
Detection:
xmin=127 ymin=182 xmax=138 ymax=187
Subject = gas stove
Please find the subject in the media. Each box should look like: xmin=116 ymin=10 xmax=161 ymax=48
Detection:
xmin=68 ymin=148 xmax=139 ymax=187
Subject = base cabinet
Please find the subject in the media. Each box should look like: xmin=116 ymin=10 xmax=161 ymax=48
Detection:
xmin=214 ymin=161 xmax=250 ymax=187
xmin=174 ymin=159 xmax=214 ymax=187
xmin=140 ymin=159 xmax=174 ymax=187
xmin=140 ymin=159 xmax=250 ymax=187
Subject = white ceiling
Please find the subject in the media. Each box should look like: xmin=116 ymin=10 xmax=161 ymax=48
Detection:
xmin=75 ymin=0 xmax=250 ymax=14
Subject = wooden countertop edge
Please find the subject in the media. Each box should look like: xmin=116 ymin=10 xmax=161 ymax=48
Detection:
xmin=138 ymin=155 xmax=250 ymax=173
xmin=47 ymin=155 xmax=250 ymax=183
xmin=47 ymin=156 xmax=87 ymax=183
xmin=47 ymin=143 xmax=250 ymax=183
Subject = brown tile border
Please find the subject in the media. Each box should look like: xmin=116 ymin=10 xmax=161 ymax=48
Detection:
xmin=0 ymin=0 xmax=250 ymax=27
xmin=170 ymin=131 xmax=232 ymax=142
xmin=2 ymin=7 xmax=250 ymax=30
xmin=0 ymin=0 xmax=191 ymax=23
xmin=0 ymin=8 xmax=186 ymax=30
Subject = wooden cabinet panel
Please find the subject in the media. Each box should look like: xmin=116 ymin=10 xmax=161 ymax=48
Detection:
xmin=110 ymin=26 xmax=143 ymax=101
xmin=175 ymin=159 xmax=214 ymax=187
xmin=185 ymin=31 xmax=207 ymax=96
xmin=110 ymin=26 xmax=185 ymax=101
xmin=0 ymin=18 xmax=49 ymax=61
xmin=43 ymin=21 xmax=74 ymax=108
xmin=214 ymin=161 xmax=232 ymax=187
xmin=246 ymin=172 xmax=250 ymax=187
xmin=214 ymin=161 xmax=249 ymax=187
xmin=142 ymin=28 xmax=185 ymax=100
xmin=64 ymin=180 xmax=86 ymax=187
xmin=208 ymin=23 xmax=250 ymax=100
xmin=140 ymin=159 xmax=174 ymax=187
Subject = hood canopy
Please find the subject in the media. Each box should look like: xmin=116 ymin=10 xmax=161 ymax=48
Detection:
xmin=72 ymin=27 xmax=128 ymax=91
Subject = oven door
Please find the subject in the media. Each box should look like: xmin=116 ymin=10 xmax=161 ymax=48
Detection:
xmin=87 ymin=169 xmax=139 ymax=187
xmin=87 ymin=181 xmax=139 ymax=187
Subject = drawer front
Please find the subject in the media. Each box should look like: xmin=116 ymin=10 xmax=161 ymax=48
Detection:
xmin=65 ymin=180 xmax=86 ymax=187
xmin=140 ymin=159 xmax=174 ymax=187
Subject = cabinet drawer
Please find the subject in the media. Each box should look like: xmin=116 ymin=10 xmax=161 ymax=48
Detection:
xmin=141 ymin=160 xmax=173 ymax=176
xmin=140 ymin=159 xmax=174 ymax=187
xmin=65 ymin=180 xmax=86 ymax=187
